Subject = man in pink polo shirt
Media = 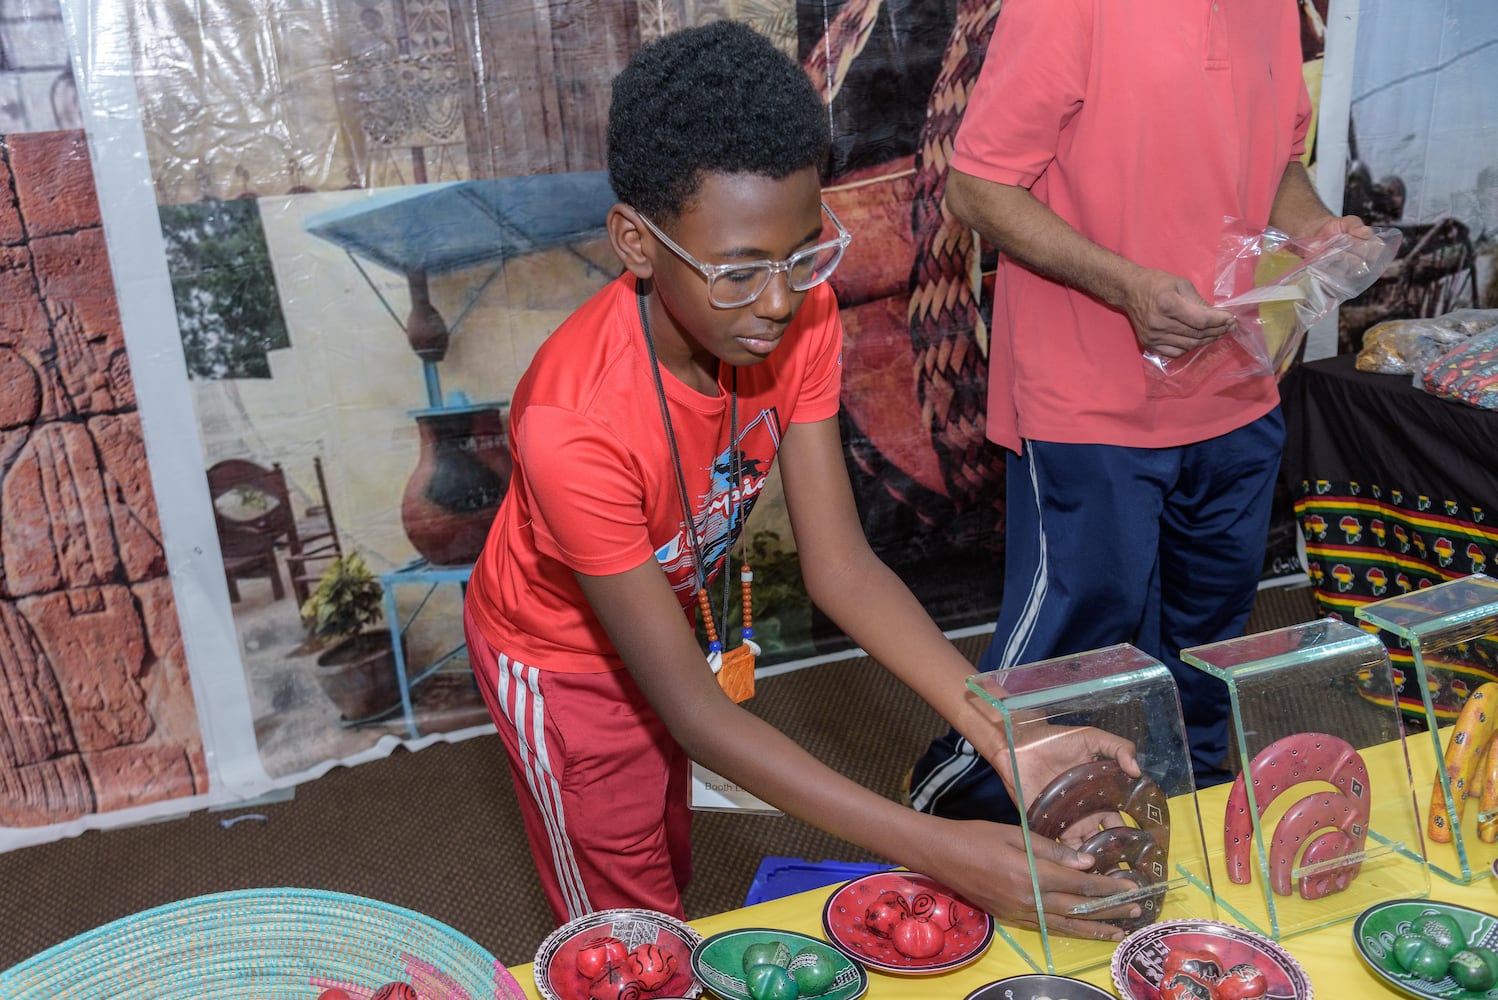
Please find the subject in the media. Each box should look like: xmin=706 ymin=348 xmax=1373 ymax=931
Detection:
xmin=911 ymin=0 xmax=1370 ymax=818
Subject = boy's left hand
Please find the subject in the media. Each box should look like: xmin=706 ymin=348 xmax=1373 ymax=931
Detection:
xmin=988 ymin=723 xmax=1140 ymax=847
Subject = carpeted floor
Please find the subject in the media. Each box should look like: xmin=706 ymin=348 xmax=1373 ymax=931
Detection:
xmin=0 ymin=584 xmax=1322 ymax=972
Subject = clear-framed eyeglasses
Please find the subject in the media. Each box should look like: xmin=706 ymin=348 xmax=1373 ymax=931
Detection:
xmin=635 ymin=202 xmax=852 ymax=309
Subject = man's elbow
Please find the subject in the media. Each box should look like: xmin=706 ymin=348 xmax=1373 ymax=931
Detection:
xmin=942 ymin=171 xmax=984 ymax=229
xmin=942 ymin=170 xmax=1025 ymax=240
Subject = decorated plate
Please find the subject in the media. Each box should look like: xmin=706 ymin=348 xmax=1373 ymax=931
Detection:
xmin=1111 ymin=918 xmax=1313 ymax=1000
xmin=690 ymin=927 xmax=868 ymax=1000
xmin=1353 ymin=898 xmax=1498 ymax=999
xmin=820 ymin=871 xmax=994 ymax=975
xmin=963 ymin=973 xmax=1117 ymax=999
xmin=534 ymin=907 xmax=703 ymax=1000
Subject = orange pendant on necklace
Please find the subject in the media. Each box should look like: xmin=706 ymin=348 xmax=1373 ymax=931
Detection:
xmin=698 ymin=565 xmax=758 ymax=703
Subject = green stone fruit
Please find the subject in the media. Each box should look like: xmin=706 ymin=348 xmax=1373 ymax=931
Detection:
xmin=741 ymin=941 xmax=791 ymax=974
xmin=1393 ymin=934 xmax=1429 ymax=974
xmin=1449 ymin=949 xmax=1498 ymax=992
xmin=1394 ymin=934 xmax=1451 ymax=981
xmin=789 ymin=946 xmax=837 ymax=996
xmin=1469 ymin=945 xmax=1498 ymax=980
xmin=1412 ymin=913 xmax=1466 ymax=957
xmin=745 ymin=963 xmax=800 ymax=1000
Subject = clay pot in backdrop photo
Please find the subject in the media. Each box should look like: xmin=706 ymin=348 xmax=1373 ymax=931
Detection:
xmin=400 ymin=402 xmax=512 ymax=567
xmin=313 ymin=632 xmax=402 ymax=723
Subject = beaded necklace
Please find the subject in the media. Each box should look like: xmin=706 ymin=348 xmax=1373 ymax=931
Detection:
xmin=637 ymin=287 xmax=758 ymax=702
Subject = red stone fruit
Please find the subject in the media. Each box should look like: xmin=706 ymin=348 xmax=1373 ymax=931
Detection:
xmin=315 ymin=990 xmax=352 ymax=1000
xmin=586 ymin=965 xmax=644 ymax=1000
xmin=576 ymin=935 xmax=630 ymax=980
xmin=1159 ymin=972 xmax=1214 ymax=1000
xmin=924 ymin=892 xmax=961 ymax=931
xmin=626 ymin=942 xmax=677 ymax=991
xmin=1213 ymin=963 xmax=1269 ymax=1000
xmin=890 ymin=914 xmax=945 ymax=959
xmin=1163 ymin=946 xmax=1223 ymax=984
xmin=370 ymin=984 xmax=418 ymax=1000
xmin=864 ymin=898 xmax=906 ymax=938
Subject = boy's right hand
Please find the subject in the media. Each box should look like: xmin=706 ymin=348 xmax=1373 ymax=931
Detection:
xmin=919 ymin=818 xmax=1143 ymax=941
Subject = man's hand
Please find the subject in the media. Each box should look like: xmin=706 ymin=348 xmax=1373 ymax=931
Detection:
xmin=1311 ymin=214 xmax=1373 ymax=241
xmin=1310 ymin=213 xmax=1389 ymax=269
xmin=1121 ymin=268 xmax=1237 ymax=358
xmin=919 ymin=818 xmax=1142 ymax=941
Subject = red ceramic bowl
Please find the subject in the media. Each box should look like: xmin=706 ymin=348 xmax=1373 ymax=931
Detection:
xmin=821 ymin=871 xmax=994 ymax=975
xmin=533 ymin=908 xmax=702 ymax=1000
xmin=1111 ymin=918 xmax=1312 ymax=1000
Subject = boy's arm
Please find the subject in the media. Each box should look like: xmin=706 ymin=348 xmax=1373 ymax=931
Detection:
xmin=777 ymin=413 xmax=1005 ymax=749
xmin=575 ymin=560 xmax=1139 ymax=938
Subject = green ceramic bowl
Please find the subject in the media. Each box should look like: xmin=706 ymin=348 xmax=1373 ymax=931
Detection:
xmin=690 ymin=928 xmax=868 ymax=1000
xmin=1353 ymin=899 xmax=1498 ymax=999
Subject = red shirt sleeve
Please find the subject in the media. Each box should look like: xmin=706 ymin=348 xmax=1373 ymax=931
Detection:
xmin=951 ymin=0 xmax=1094 ymax=188
xmin=1288 ymin=26 xmax=1313 ymax=160
xmin=786 ymin=280 xmax=843 ymax=424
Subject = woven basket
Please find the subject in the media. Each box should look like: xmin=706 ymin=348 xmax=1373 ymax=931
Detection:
xmin=0 ymin=887 xmax=507 ymax=1000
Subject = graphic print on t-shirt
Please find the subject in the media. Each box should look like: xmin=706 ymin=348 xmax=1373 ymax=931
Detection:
xmin=656 ymin=406 xmax=780 ymax=600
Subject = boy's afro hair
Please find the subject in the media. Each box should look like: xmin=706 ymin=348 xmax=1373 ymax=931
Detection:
xmin=607 ymin=20 xmax=831 ymax=221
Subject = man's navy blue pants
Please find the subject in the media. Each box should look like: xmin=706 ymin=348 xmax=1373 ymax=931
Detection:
xmin=910 ymin=408 xmax=1285 ymax=823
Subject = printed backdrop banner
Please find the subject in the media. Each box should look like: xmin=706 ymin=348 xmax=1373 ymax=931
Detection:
xmin=1332 ymin=0 xmax=1498 ymax=354
xmin=2 ymin=0 xmax=1352 ymax=849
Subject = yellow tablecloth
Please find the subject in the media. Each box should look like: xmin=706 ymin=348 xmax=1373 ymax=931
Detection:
xmin=508 ymin=729 xmax=1498 ymax=998
xmin=508 ymin=875 xmax=1494 ymax=998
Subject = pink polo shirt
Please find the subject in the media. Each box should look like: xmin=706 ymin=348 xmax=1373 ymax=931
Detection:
xmin=954 ymin=0 xmax=1311 ymax=451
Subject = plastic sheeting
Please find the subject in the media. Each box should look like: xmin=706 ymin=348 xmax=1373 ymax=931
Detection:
xmin=1 ymin=0 xmax=1423 ymax=849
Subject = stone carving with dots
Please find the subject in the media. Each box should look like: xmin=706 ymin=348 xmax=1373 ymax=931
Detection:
xmin=1223 ymin=732 xmax=1370 ymax=900
xmin=1026 ymin=758 xmax=1171 ymax=931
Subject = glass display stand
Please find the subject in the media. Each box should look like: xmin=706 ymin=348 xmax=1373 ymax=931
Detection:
xmin=966 ymin=644 xmax=1216 ymax=975
xmin=1356 ymin=573 xmax=1498 ymax=885
xmin=1181 ymin=618 xmax=1428 ymax=941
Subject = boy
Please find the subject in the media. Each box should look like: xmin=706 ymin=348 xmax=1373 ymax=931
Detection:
xmin=463 ymin=19 xmax=1137 ymax=938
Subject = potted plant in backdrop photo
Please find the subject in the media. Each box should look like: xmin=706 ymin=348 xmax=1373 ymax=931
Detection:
xmin=300 ymin=553 xmax=402 ymax=723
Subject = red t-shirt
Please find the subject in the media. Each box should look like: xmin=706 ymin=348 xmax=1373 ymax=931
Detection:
xmin=465 ymin=274 xmax=843 ymax=672
xmin=953 ymin=0 xmax=1312 ymax=450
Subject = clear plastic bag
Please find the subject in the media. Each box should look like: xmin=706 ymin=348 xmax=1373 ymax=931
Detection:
xmin=1419 ymin=327 xmax=1498 ymax=410
xmin=1142 ymin=221 xmax=1402 ymax=397
xmin=1355 ymin=315 xmax=1487 ymax=375
xmin=1435 ymin=308 xmax=1498 ymax=337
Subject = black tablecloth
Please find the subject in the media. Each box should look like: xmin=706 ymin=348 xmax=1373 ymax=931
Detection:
xmin=1282 ymin=353 xmax=1498 ymax=509
xmin=1280 ymin=353 xmax=1498 ymax=719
